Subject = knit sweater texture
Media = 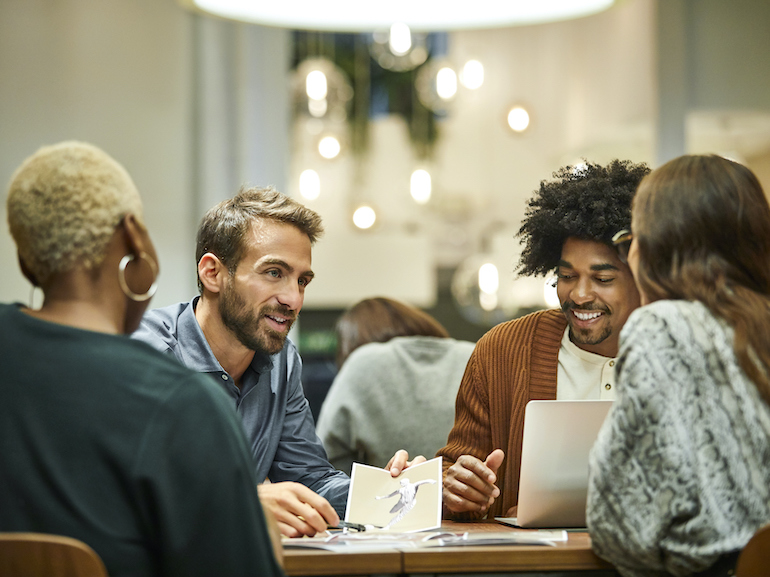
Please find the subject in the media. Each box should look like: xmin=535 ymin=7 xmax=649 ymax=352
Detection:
xmin=317 ymin=336 xmax=475 ymax=475
xmin=587 ymin=300 xmax=770 ymax=577
xmin=437 ymin=308 xmax=566 ymax=519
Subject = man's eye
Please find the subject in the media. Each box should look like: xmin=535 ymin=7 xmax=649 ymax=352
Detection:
xmin=298 ymin=278 xmax=307 ymax=287
xmin=267 ymin=270 xmax=281 ymax=278
xmin=557 ymin=273 xmax=573 ymax=280
xmin=596 ymin=277 xmax=614 ymax=284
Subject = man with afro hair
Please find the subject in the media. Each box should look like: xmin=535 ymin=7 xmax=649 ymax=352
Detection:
xmin=437 ymin=159 xmax=650 ymax=520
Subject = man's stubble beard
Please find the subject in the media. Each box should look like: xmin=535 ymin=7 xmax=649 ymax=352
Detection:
xmin=568 ymin=324 xmax=612 ymax=346
xmin=562 ymin=301 xmax=612 ymax=346
xmin=219 ymin=282 xmax=293 ymax=355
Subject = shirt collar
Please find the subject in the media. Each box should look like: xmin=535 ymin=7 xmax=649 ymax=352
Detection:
xmin=176 ymin=296 xmax=274 ymax=376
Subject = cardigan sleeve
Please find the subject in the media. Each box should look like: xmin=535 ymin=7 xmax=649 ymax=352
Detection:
xmin=436 ymin=345 xmax=495 ymax=521
xmin=437 ymin=310 xmax=562 ymax=521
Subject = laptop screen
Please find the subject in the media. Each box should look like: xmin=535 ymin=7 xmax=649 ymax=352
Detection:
xmin=514 ymin=399 xmax=613 ymax=528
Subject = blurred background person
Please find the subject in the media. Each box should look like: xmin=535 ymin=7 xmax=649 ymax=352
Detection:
xmin=0 ymin=141 xmax=283 ymax=577
xmin=317 ymin=297 xmax=475 ymax=475
xmin=588 ymin=154 xmax=770 ymax=577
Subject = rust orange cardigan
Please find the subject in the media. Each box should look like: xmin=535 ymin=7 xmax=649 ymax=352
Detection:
xmin=437 ymin=309 xmax=566 ymax=520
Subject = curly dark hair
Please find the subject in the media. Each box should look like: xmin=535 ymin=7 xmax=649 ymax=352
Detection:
xmin=517 ymin=159 xmax=650 ymax=276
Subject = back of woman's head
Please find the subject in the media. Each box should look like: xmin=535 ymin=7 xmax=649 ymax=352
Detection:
xmin=335 ymin=297 xmax=449 ymax=367
xmin=633 ymin=154 xmax=770 ymax=303
xmin=633 ymin=154 xmax=770 ymax=403
xmin=7 ymin=141 xmax=144 ymax=286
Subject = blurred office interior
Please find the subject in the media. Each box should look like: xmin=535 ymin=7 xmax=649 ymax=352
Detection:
xmin=1 ymin=0 xmax=769 ymax=410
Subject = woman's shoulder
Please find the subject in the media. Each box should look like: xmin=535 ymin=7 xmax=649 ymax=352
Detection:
xmin=624 ymin=299 xmax=713 ymax=334
xmin=620 ymin=300 xmax=727 ymax=366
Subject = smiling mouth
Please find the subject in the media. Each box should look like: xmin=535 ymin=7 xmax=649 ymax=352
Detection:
xmin=265 ymin=314 xmax=291 ymax=329
xmin=572 ymin=310 xmax=604 ymax=321
xmin=263 ymin=312 xmax=296 ymax=334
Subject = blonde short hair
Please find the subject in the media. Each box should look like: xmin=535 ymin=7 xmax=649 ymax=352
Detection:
xmin=7 ymin=141 xmax=144 ymax=285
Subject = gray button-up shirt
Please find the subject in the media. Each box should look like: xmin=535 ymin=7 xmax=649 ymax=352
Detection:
xmin=132 ymin=297 xmax=350 ymax=515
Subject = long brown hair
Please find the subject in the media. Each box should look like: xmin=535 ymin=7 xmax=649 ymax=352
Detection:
xmin=633 ymin=154 xmax=770 ymax=403
xmin=335 ymin=297 xmax=449 ymax=367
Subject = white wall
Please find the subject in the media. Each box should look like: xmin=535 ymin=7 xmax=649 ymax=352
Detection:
xmin=0 ymin=1 xmax=294 ymax=308
xmin=0 ymin=0 xmax=196 ymax=306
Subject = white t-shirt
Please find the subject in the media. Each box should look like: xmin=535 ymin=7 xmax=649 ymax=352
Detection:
xmin=556 ymin=327 xmax=616 ymax=400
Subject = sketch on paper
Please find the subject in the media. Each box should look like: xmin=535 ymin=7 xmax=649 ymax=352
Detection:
xmin=346 ymin=457 xmax=443 ymax=532
xmin=376 ymin=478 xmax=437 ymax=529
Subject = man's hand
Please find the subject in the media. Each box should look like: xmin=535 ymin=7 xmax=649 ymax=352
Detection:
xmin=257 ymin=481 xmax=339 ymax=538
xmin=385 ymin=449 xmax=427 ymax=477
xmin=442 ymin=449 xmax=504 ymax=514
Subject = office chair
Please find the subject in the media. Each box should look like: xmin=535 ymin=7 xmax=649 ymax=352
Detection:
xmin=0 ymin=533 xmax=108 ymax=577
xmin=735 ymin=523 xmax=770 ymax=577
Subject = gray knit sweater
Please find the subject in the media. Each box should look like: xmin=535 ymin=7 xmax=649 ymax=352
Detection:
xmin=587 ymin=300 xmax=770 ymax=576
xmin=317 ymin=336 xmax=475 ymax=475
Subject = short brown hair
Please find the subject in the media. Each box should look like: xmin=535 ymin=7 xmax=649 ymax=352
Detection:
xmin=195 ymin=186 xmax=323 ymax=292
xmin=335 ymin=297 xmax=450 ymax=367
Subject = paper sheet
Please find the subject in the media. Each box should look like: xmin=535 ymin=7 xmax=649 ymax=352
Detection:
xmin=345 ymin=457 xmax=442 ymax=533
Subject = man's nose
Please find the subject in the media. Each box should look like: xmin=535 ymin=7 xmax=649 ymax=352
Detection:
xmin=570 ymin=278 xmax=595 ymax=305
xmin=277 ymin=281 xmax=304 ymax=312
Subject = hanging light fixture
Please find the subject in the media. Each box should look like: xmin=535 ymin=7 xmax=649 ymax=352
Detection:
xmin=181 ymin=1 xmax=616 ymax=32
xmin=369 ymin=24 xmax=428 ymax=71
xmin=388 ymin=23 xmax=412 ymax=55
xmin=507 ymin=105 xmax=531 ymax=132
xmin=292 ymin=58 xmax=353 ymax=123
xmin=459 ymin=60 xmax=484 ymax=90
xmin=352 ymin=205 xmax=377 ymax=229
xmin=318 ymin=135 xmax=342 ymax=159
xmin=416 ymin=58 xmax=457 ymax=115
xmin=299 ymin=169 xmax=321 ymax=200
xmin=410 ymin=169 xmax=432 ymax=204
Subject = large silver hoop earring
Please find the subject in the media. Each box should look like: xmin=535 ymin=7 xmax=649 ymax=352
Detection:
xmin=118 ymin=252 xmax=158 ymax=302
xmin=28 ymin=285 xmax=43 ymax=310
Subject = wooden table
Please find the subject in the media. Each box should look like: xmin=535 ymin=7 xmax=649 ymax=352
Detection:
xmin=283 ymin=520 xmax=615 ymax=576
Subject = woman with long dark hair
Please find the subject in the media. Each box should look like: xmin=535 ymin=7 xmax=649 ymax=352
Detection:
xmin=587 ymin=154 xmax=770 ymax=577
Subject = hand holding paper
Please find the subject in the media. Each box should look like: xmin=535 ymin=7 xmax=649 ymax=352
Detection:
xmin=385 ymin=449 xmax=427 ymax=476
xmin=346 ymin=457 xmax=443 ymax=532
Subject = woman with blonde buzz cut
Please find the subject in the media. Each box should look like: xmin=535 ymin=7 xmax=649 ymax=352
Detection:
xmin=0 ymin=141 xmax=282 ymax=577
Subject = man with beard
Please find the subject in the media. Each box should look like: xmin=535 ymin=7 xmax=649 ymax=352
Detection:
xmin=437 ymin=159 xmax=649 ymax=520
xmin=133 ymin=187 xmax=421 ymax=538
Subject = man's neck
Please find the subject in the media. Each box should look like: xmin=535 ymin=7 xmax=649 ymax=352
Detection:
xmin=194 ymin=295 xmax=254 ymax=382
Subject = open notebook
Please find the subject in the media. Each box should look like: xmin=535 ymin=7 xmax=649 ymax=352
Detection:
xmin=501 ymin=399 xmax=613 ymax=529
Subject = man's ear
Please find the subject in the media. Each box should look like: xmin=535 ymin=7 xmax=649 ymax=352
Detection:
xmin=18 ymin=253 xmax=38 ymax=287
xmin=198 ymin=253 xmax=227 ymax=295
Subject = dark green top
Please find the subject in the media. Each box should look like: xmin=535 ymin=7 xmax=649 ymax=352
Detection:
xmin=0 ymin=303 xmax=283 ymax=577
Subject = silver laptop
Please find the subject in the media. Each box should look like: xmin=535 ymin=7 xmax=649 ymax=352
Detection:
xmin=512 ymin=399 xmax=613 ymax=528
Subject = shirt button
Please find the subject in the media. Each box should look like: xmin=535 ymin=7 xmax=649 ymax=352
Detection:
xmin=609 ymin=360 xmax=615 ymax=367
xmin=221 ymin=374 xmax=229 ymax=381
xmin=605 ymin=383 xmax=612 ymax=390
